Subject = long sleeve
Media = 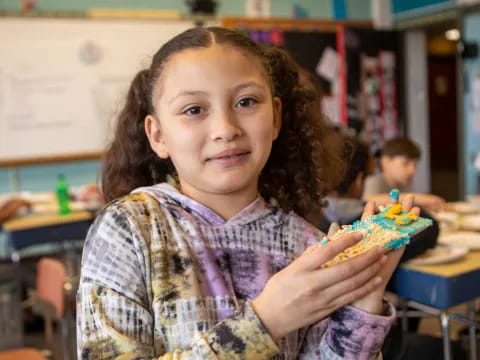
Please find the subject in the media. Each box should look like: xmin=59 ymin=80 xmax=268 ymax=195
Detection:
xmin=298 ymin=304 xmax=395 ymax=360
xmin=78 ymin=283 xmax=279 ymax=359
xmin=77 ymin=202 xmax=279 ymax=360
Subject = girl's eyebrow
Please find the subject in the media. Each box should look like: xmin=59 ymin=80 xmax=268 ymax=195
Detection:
xmin=168 ymin=82 xmax=266 ymax=105
xmin=168 ymin=91 xmax=207 ymax=105
xmin=233 ymin=81 xmax=266 ymax=92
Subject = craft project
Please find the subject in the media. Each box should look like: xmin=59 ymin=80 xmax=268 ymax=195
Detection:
xmin=320 ymin=189 xmax=432 ymax=267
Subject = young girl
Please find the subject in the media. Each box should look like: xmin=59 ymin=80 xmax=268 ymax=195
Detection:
xmin=77 ymin=26 xmax=407 ymax=360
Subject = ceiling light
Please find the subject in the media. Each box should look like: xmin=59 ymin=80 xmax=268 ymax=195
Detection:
xmin=445 ymin=29 xmax=460 ymax=41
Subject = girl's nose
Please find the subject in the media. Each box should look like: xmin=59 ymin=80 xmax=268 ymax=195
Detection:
xmin=211 ymin=109 xmax=242 ymax=142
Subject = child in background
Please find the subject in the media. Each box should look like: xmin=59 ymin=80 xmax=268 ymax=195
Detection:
xmin=77 ymin=27 xmax=411 ymax=359
xmin=320 ymin=136 xmax=439 ymax=263
xmin=363 ymin=137 xmax=445 ymax=212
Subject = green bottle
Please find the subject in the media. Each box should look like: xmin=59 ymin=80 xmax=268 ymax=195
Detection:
xmin=56 ymin=174 xmax=71 ymax=215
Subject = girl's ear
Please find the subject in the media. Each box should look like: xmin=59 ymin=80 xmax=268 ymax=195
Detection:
xmin=272 ymin=96 xmax=282 ymax=140
xmin=145 ymin=114 xmax=169 ymax=159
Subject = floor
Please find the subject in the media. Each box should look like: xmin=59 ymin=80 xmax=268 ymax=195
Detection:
xmin=417 ymin=300 xmax=480 ymax=350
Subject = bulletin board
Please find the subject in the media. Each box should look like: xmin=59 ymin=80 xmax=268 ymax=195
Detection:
xmin=0 ymin=17 xmax=198 ymax=167
xmin=338 ymin=27 xmax=402 ymax=154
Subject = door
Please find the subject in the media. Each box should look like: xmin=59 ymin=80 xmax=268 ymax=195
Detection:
xmin=428 ymin=55 xmax=459 ymax=201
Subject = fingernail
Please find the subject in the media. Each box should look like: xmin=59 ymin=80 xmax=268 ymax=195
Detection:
xmin=375 ymin=246 xmax=384 ymax=254
xmin=405 ymin=196 xmax=414 ymax=208
xmin=328 ymin=223 xmax=339 ymax=236
xmin=374 ymin=277 xmax=382 ymax=285
xmin=380 ymin=255 xmax=388 ymax=264
xmin=353 ymin=233 xmax=363 ymax=241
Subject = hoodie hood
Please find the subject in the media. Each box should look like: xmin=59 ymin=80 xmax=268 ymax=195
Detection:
xmin=132 ymin=183 xmax=277 ymax=227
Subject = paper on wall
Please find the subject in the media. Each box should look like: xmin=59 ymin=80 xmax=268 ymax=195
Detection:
xmin=472 ymin=112 xmax=480 ymax=134
xmin=245 ymin=0 xmax=270 ymax=17
xmin=474 ymin=152 xmax=480 ymax=170
xmin=322 ymin=96 xmax=340 ymax=125
xmin=316 ymin=47 xmax=339 ymax=82
xmin=472 ymin=77 xmax=480 ymax=110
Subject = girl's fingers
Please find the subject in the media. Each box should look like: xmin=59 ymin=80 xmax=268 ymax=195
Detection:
xmin=327 ymin=273 xmax=384 ymax=310
xmin=304 ymin=244 xmax=318 ymax=254
xmin=361 ymin=201 xmax=376 ymax=221
xmin=411 ymin=206 xmax=420 ymax=216
xmin=300 ymin=232 xmax=364 ymax=271
xmin=308 ymin=304 xmax=338 ymax=325
xmin=321 ymin=255 xmax=387 ymax=303
xmin=311 ymin=245 xmax=384 ymax=288
xmin=400 ymin=194 xmax=414 ymax=211
xmin=327 ymin=222 xmax=340 ymax=237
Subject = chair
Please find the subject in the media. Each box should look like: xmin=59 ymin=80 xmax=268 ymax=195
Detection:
xmin=36 ymin=258 xmax=66 ymax=345
xmin=0 ymin=348 xmax=46 ymax=360
xmin=0 ymin=264 xmax=45 ymax=359
xmin=36 ymin=258 xmax=74 ymax=360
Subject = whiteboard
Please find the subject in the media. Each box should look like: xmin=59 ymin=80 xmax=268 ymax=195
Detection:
xmin=0 ymin=18 xmax=199 ymax=162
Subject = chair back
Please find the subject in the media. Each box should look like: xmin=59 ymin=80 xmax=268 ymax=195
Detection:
xmin=36 ymin=258 xmax=66 ymax=318
xmin=0 ymin=348 xmax=46 ymax=360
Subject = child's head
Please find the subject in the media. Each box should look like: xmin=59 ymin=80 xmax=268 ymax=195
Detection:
xmin=102 ymin=26 xmax=344 ymax=218
xmin=336 ymin=136 xmax=371 ymax=199
xmin=380 ymin=136 xmax=421 ymax=189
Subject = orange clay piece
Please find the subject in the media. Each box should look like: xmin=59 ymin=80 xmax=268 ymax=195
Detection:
xmin=382 ymin=204 xmax=402 ymax=219
xmin=394 ymin=212 xmax=418 ymax=225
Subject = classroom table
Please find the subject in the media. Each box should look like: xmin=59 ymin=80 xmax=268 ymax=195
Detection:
xmin=391 ymin=251 xmax=480 ymax=360
xmin=0 ymin=209 xmax=93 ymax=356
xmin=2 ymin=210 xmax=94 ymax=258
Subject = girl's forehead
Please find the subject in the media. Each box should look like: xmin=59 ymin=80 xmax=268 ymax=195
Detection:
xmin=154 ymin=44 xmax=270 ymax=96
xmin=165 ymin=44 xmax=266 ymax=76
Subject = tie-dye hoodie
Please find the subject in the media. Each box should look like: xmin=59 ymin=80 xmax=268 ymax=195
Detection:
xmin=77 ymin=183 xmax=394 ymax=360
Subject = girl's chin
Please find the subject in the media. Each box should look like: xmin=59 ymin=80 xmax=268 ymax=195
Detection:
xmin=204 ymin=175 xmax=257 ymax=195
xmin=209 ymin=181 xmax=252 ymax=194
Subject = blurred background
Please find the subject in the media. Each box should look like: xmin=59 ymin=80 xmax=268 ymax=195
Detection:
xmin=0 ymin=1 xmax=480 ymax=359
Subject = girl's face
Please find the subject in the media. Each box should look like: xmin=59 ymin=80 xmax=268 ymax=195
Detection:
xmin=145 ymin=44 xmax=281 ymax=198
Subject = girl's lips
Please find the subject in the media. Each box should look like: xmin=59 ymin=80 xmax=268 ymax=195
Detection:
xmin=207 ymin=150 xmax=250 ymax=166
xmin=207 ymin=149 xmax=250 ymax=161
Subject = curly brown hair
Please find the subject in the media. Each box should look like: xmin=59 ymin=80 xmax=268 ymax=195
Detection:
xmin=102 ymin=26 xmax=344 ymax=220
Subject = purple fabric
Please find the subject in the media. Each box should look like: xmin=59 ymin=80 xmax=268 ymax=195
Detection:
xmin=130 ymin=183 xmax=395 ymax=359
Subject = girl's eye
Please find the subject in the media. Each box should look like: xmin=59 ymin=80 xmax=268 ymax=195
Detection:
xmin=236 ymin=98 xmax=257 ymax=108
xmin=183 ymin=106 xmax=203 ymax=116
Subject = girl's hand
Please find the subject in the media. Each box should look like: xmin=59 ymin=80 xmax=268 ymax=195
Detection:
xmin=351 ymin=196 xmax=419 ymax=314
xmin=251 ymin=232 xmax=387 ymax=342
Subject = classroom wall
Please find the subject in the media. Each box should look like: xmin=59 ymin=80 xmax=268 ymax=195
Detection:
xmin=0 ymin=0 xmax=372 ymax=194
xmin=0 ymin=161 xmax=100 ymax=194
xmin=405 ymin=31 xmax=430 ymax=193
xmin=391 ymin=0 xmax=455 ymax=17
xmin=0 ymin=0 xmax=372 ymax=20
xmin=462 ymin=13 xmax=480 ymax=195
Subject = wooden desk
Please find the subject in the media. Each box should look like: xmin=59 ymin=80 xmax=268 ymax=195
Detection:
xmin=391 ymin=251 xmax=480 ymax=360
xmin=392 ymin=251 xmax=480 ymax=309
xmin=2 ymin=211 xmax=95 ymax=251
